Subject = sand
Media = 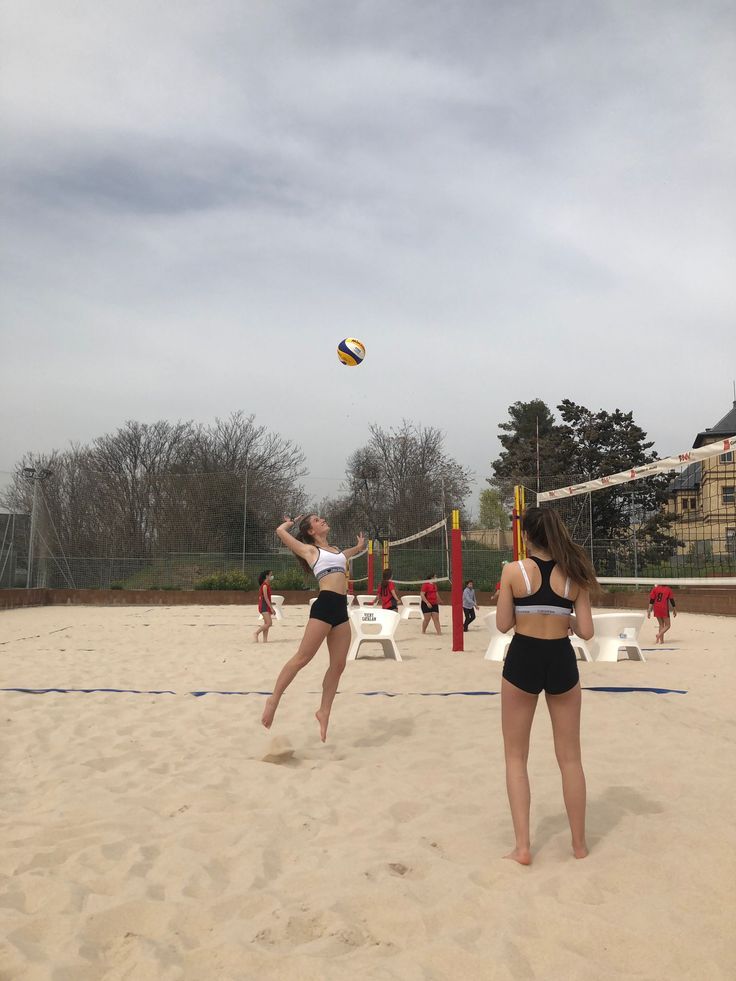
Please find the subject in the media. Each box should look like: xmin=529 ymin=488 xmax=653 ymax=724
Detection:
xmin=1 ymin=603 xmax=734 ymax=980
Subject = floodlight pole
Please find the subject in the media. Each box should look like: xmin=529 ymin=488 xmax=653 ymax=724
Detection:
xmin=26 ymin=474 xmax=39 ymax=589
xmin=241 ymin=466 xmax=248 ymax=574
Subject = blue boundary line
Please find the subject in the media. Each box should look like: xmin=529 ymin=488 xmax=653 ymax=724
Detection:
xmin=1 ymin=686 xmax=687 ymax=697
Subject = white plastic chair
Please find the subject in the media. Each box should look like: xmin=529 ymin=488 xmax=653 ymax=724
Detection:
xmin=400 ymin=595 xmax=423 ymax=621
xmin=347 ymin=608 xmax=402 ymax=661
xmin=258 ymin=594 xmax=285 ymax=622
xmin=483 ymin=611 xmax=513 ymax=662
xmin=569 ymin=633 xmax=594 ymax=663
xmin=356 ymin=594 xmax=377 ymax=607
xmin=589 ymin=613 xmax=646 ymax=663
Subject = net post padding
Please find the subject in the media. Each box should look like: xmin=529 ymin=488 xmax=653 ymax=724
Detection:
xmin=451 ymin=509 xmax=463 ymax=652
xmin=513 ymin=485 xmax=527 ymax=560
xmin=367 ymin=540 xmax=374 ymax=594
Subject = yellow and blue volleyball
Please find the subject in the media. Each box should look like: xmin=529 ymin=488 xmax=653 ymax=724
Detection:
xmin=337 ymin=337 xmax=366 ymax=366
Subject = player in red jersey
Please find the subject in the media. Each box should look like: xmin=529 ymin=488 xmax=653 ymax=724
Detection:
xmin=373 ymin=567 xmax=400 ymax=611
xmin=254 ymin=570 xmax=276 ymax=642
xmin=420 ymin=573 xmax=442 ymax=634
xmin=647 ymin=584 xmax=676 ymax=644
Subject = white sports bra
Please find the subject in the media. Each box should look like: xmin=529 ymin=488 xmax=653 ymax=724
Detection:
xmin=311 ymin=547 xmax=347 ymax=582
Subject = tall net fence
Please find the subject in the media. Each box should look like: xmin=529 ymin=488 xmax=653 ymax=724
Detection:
xmin=532 ymin=442 xmax=736 ymax=581
xmin=0 ymin=468 xmax=512 ymax=591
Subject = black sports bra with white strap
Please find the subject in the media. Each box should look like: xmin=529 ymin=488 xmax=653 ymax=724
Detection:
xmin=514 ymin=557 xmax=573 ymax=616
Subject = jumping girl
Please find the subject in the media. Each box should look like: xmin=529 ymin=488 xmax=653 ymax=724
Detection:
xmin=496 ymin=507 xmax=597 ymax=864
xmin=261 ymin=514 xmax=365 ymax=742
xmin=253 ymin=570 xmax=275 ymax=643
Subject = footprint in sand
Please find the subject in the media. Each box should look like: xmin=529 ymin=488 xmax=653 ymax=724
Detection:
xmin=262 ymin=736 xmax=295 ymax=764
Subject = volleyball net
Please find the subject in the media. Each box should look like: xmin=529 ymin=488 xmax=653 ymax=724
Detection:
xmin=530 ymin=437 xmax=736 ymax=587
xmin=348 ymin=519 xmax=450 ymax=592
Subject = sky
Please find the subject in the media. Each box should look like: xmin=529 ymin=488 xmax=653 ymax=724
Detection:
xmin=2 ymin=0 xmax=735 ymax=511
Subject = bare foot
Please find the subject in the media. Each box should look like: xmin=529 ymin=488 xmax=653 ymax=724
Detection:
xmin=315 ymin=709 xmax=330 ymax=742
xmin=573 ymin=842 xmax=589 ymax=859
xmin=261 ymin=695 xmax=279 ymax=729
xmin=253 ymin=631 xmax=260 ymax=642
xmin=503 ymin=847 xmax=532 ymax=866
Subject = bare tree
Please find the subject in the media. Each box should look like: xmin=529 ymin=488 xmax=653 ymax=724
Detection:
xmin=1 ymin=414 xmax=309 ymax=578
xmin=333 ymin=422 xmax=472 ymax=540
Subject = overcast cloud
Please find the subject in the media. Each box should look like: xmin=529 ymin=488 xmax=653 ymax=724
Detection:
xmin=2 ymin=0 xmax=735 ymax=507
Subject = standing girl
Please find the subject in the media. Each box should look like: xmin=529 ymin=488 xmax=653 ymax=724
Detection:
xmin=253 ymin=570 xmax=275 ymax=643
xmin=261 ymin=514 xmax=365 ymax=742
xmin=495 ymin=507 xmax=597 ymax=864
xmin=420 ymin=573 xmax=442 ymax=635
xmin=373 ymin=567 xmax=401 ymax=611
xmin=462 ymin=579 xmax=479 ymax=631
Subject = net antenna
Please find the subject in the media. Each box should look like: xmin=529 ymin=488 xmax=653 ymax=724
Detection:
xmin=537 ymin=436 xmax=736 ymax=586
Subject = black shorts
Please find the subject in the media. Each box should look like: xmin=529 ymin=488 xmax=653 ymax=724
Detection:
xmin=421 ymin=602 xmax=439 ymax=614
xmin=258 ymin=602 xmax=271 ymax=614
xmin=310 ymin=590 xmax=350 ymax=628
xmin=502 ymin=634 xmax=579 ymax=695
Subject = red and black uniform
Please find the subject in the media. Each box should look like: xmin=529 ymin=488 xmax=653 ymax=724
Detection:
xmin=376 ymin=580 xmax=398 ymax=611
xmin=421 ymin=580 xmax=439 ymax=614
xmin=258 ymin=581 xmax=273 ymax=615
xmin=649 ymin=585 xmax=675 ymax=619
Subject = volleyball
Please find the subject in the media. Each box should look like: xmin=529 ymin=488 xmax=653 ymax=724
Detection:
xmin=337 ymin=337 xmax=366 ymax=366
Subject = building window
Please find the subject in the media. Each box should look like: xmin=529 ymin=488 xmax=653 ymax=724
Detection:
xmin=723 ymin=486 xmax=735 ymax=505
xmin=727 ymin=529 xmax=736 ymax=555
xmin=681 ymin=497 xmax=696 ymax=511
xmin=720 ymin=452 xmax=734 ymax=464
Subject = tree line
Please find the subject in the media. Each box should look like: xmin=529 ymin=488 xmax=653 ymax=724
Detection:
xmin=2 ymin=400 xmax=676 ymax=574
xmin=1 ymin=414 xmax=471 ymax=561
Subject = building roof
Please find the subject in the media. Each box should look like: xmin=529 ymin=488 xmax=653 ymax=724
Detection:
xmin=693 ymin=400 xmax=736 ymax=448
xmin=668 ymin=462 xmax=701 ymax=493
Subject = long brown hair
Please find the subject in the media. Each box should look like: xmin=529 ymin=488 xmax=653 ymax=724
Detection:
xmin=379 ymin=567 xmax=392 ymax=594
xmin=522 ymin=507 xmax=599 ymax=595
xmin=294 ymin=513 xmax=318 ymax=575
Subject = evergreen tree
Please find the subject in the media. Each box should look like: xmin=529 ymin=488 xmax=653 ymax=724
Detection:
xmin=489 ymin=399 xmax=572 ymax=497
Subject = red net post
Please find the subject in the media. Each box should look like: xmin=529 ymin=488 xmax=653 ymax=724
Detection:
xmin=451 ymin=509 xmax=463 ymax=652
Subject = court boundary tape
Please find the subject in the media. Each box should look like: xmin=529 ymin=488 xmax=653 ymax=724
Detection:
xmin=1 ymin=686 xmax=688 ymax=696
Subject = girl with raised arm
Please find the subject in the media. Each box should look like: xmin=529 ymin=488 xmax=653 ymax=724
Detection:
xmin=261 ymin=514 xmax=365 ymax=742
xmin=495 ymin=507 xmax=597 ymax=864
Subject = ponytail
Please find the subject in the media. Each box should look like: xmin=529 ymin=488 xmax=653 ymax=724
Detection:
xmin=522 ymin=507 xmax=599 ymax=597
xmin=293 ymin=514 xmax=317 ymax=575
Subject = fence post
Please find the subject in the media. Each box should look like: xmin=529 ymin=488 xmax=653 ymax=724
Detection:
xmin=451 ymin=509 xmax=463 ymax=653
